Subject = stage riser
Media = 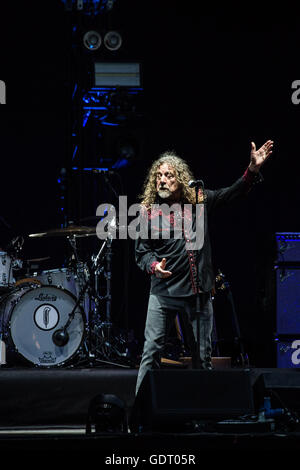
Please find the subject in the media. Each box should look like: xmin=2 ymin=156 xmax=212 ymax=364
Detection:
xmin=1 ymin=367 xmax=300 ymax=429
xmin=0 ymin=369 xmax=137 ymax=427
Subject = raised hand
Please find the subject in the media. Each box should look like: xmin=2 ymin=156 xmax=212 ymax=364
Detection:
xmin=249 ymin=140 xmax=274 ymax=172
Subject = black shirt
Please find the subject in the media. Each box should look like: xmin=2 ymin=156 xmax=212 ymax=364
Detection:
xmin=135 ymin=169 xmax=263 ymax=297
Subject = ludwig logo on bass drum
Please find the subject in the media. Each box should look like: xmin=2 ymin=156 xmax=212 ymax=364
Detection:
xmin=35 ymin=293 xmax=57 ymax=302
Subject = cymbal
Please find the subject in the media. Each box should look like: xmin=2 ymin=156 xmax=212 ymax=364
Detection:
xmin=79 ymin=216 xmax=122 ymax=231
xmin=29 ymin=225 xmax=96 ymax=238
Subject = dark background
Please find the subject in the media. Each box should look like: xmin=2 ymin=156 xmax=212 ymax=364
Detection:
xmin=0 ymin=1 xmax=299 ymax=367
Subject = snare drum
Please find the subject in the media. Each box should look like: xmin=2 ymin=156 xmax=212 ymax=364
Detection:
xmin=0 ymin=284 xmax=85 ymax=367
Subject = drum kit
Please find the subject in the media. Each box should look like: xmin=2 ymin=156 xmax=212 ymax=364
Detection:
xmin=0 ymin=224 xmax=132 ymax=369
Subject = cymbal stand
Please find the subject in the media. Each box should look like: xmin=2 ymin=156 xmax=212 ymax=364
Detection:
xmin=66 ymin=235 xmax=101 ymax=364
xmin=67 ymin=234 xmax=79 ymax=264
xmin=104 ymin=236 xmax=112 ymax=341
xmin=90 ymin=239 xmax=107 ymax=357
xmin=83 ymin=237 xmax=130 ymax=368
xmin=67 ymin=233 xmax=90 ymax=317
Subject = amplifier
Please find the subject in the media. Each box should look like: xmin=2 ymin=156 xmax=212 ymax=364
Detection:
xmin=275 ymin=232 xmax=300 ymax=263
xmin=276 ymin=266 xmax=300 ymax=334
xmin=276 ymin=337 xmax=300 ymax=368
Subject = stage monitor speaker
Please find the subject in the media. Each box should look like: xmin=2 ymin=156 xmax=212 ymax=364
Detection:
xmin=130 ymin=369 xmax=254 ymax=432
xmin=253 ymin=370 xmax=300 ymax=416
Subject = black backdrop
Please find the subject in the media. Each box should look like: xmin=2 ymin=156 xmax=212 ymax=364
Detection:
xmin=0 ymin=1 xmax=300 ymax=367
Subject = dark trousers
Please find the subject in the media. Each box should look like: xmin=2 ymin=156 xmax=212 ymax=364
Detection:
xmin=135 ymin=292 xmax=214 ymax=395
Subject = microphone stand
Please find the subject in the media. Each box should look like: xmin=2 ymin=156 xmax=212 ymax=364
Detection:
xmin=192 ymin=180 xmax=205 ymax=369
xmin=52 ymin=280 xmax=90 ymax=347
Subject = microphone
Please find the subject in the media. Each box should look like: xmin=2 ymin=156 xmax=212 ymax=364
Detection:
xmin=52 ymin=328 xmax=69 ymax=347
xmin=188 ymin=179 xmax=204 ymax=188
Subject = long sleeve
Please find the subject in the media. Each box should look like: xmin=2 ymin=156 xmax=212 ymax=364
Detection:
xmin=135 ymin=236 xmax=159 ymax=274
xmin=135 ymin=208 xmax=159 ymax=274
xmin=205 ymin=168 xmax=263 ymax=212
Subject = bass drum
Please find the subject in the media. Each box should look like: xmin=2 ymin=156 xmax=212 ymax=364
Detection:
xmin=0 ymin=285 xmax=85 ymax=367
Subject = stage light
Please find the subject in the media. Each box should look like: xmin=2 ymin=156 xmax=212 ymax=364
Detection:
xmin=94 ymin=62 xmax=141 ymax=87
xmin=104 ymin=31 xmax=122 ymax=51
xmin=61 ymin=0 xmax=116 ymax=14
xmin=83 ymin=30 xmax=102 ymax=50
xmin=86 ymin=393 xmax=127 ymax=434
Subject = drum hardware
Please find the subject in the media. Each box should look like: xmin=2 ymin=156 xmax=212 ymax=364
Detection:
xmin=52 ymin=281 xmax=90 ymax=348
xmin=72 ymin=236 xmax=132 ymax=369
xmin=22 ymin=257 xmax=51 ymax=279
xmin=14 ymin=278 xmax=42 ymax=289
xmin=91 ymin=236 xmax=107 ymax=310
xmin=7 ymin=236 xmax=24 ymax=273
xmin=0 ymin=251 xmax=15 ymax=292
xmin=61 ymin=231 xmax=132 ymax=369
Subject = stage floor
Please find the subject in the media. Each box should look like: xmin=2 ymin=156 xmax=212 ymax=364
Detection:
xmin=0 ymin=425 xmax=300 ymax=457
xmin=0 ymin=366 xmax=300 ymax=455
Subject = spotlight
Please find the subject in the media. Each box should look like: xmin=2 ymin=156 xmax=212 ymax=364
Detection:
xmin=83 ymin=30 xmax=102 ymax=51
xmin=86 ymin=393 xmax=127 ymax=434
xmin=104 ymin=31 xmax=122 ymax=51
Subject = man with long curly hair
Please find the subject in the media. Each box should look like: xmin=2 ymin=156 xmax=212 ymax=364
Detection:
xmin=135 ymin=140 xmax=273 ymax=395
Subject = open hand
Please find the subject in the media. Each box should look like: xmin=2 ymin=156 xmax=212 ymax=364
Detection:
xmin=155 ymin=258 xmax=172 ymax=278
xmin=249 ymin=140 xmax=274 ymax=173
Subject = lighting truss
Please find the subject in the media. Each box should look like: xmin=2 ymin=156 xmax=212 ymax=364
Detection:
xmin=61 ymin=0 xmax=116 ymax=14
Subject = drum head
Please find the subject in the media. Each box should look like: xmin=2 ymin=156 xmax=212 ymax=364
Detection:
xmin=9 ymin=285 xmax=85 ymax=366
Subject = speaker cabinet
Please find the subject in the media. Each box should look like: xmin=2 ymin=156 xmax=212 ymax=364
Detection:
xmin=130 ymin=369 xmax=254 ymax=431
xmin=276 ymin=338 xmax=300 ymax=368
xmin=276 ymin=233 xmax=300 ymax=263
xmin=276 ymin=267 xmax=300 ymax=334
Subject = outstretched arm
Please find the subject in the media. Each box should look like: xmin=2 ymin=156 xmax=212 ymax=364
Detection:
xmin=249 ymin=139 xmax=274 ymax=173
xmin=205 ymin=139 xmax=274 ymax=211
